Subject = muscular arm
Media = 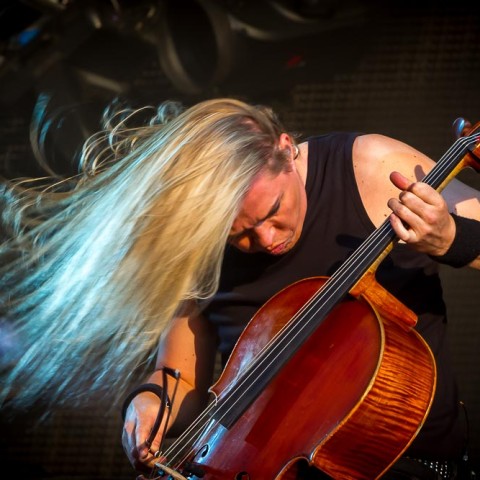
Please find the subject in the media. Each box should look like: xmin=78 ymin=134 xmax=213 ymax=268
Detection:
xmin=122 ymin=300 xmax=217 ymax=469
xmin=353 ymin=134 xmax=480 ymax=269
xmin=154 ymin=301 xmax=217 ymax=432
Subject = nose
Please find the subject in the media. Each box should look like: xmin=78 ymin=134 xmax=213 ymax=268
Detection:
xmin=252 ymin=223 xmax=275 ymax=249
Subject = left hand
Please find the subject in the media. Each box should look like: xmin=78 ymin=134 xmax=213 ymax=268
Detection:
xmin=387 ymin=171 xmax=456 ymax=256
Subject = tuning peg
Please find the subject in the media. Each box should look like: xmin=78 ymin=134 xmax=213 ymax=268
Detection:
xmin=452 ymin=117 xmax=472 ymax=139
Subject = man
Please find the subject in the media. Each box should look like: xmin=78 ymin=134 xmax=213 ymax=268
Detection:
xmin=121 ymin=112 xmax=480 ymax=479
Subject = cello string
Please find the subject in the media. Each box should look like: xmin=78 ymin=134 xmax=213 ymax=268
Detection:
xmin=160 ymin=132 xmax=480 ymax=470
xmin=425 ymin=133 xmax=480 ymax=186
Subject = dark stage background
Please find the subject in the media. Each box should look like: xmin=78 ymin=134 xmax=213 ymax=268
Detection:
xmin=0 ymin=1 xmax=479 ymax=479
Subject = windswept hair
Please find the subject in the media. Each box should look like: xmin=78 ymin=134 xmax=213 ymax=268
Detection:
xmin=0 ymin=97 xmax=291 ymax=412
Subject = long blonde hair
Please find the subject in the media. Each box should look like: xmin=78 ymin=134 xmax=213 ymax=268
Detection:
xmin=0 ymin=97 xmax=289 ymax=411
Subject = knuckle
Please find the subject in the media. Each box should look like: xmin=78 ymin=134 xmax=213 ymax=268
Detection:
xmin=423 ymin=212 xmax=436 ymax=225
xmin=394 ymin=201 xmax=408 ymax=215
xmin=398 ymin=191 xmax=408 ymax=202
xmin=408 ymin=181 xmax=424 ymax=195
xmin=399 ymin=190 xmax=416 ymax=204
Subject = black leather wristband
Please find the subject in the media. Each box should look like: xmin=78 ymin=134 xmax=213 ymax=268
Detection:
xmin=430 ymin=213 xmax=480 ymax=268
xmin=121 ymin=383 xmax=171 ymax=421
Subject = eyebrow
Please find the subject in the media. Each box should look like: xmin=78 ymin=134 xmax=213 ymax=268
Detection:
xmin=229 ymin=197 xmax=281 ymax=239
xmin=255 ymin=198 xmax=281 ymax=226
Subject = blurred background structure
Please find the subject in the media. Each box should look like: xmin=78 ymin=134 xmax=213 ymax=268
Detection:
xmin=0 ymin=0 xmax=479 ymax=479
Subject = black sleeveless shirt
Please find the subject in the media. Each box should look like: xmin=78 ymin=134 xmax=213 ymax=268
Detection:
xmin=203 ymin=133 xmax=463 ymax=459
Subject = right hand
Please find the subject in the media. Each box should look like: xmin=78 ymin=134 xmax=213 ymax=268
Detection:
xmin=122 ymin=390 xmax=166 ymax=471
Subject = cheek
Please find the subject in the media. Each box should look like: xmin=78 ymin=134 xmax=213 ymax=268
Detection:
xmin=277 ymin=211 xmax=297 ymax=232
xmin=288 ymin=190 xmax=306 ymax=231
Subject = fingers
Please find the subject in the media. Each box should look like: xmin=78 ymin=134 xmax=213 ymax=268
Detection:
xmin=390 ymin=171 xmax=444 ymax=208
xmin=387 ymin=171 xmax=455 ymax=254
xmin=145 ymin=430 xmax=163 ymax=457
xmin=388 ymin=175 xmax=433 ymax=240
xmin=389 ymin=171 xmax=411 ymax=192
xmin=123 ymin=424 xmax=157 ymax=472
xmin=122 ymin=396 xmax=164 ymax=471
xmin=122 ymin=416 xmax=145 ymax=469
xmin=387 ymin=191 xmax=438 ymax=243
xmin=135 ymin=428 xmax=153 ymax=461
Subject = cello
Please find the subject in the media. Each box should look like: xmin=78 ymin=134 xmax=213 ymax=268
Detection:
xmin=147 ymin=120 xmax=480 ymax=480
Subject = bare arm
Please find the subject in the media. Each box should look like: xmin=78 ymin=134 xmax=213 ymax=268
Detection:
xmin=122 ymin=300 xmax=217 ymax=470
xmin=353 ymin=134 xmax=480 ymax=269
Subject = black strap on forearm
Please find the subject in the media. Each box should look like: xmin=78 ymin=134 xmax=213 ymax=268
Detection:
xmin=430 ymin=214 xmax=480 ymax=268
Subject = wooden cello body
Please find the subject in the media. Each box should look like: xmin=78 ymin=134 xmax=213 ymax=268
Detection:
xmin=182 ymin=277 xmax=436 ymax=479
xmin=149 ymin=122 xmax=480 ymax=480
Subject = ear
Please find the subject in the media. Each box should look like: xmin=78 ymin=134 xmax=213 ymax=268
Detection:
xmin=278 ymin=132 xmax=292 ymax=150
xmin=278 ymin=133 xmax=295 ymax=170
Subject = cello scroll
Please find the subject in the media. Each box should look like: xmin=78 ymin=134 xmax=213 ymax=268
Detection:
xmin=452 ymin=117 xmax=472 ymax=139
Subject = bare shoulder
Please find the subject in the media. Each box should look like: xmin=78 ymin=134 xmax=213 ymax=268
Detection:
xmin=353 ymin=134 xmax=480 ymax=224
xmin=352 ymin=134 xmax=436 ymax=227
xmin=353 ymin=133 xmax=436 ymax=181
